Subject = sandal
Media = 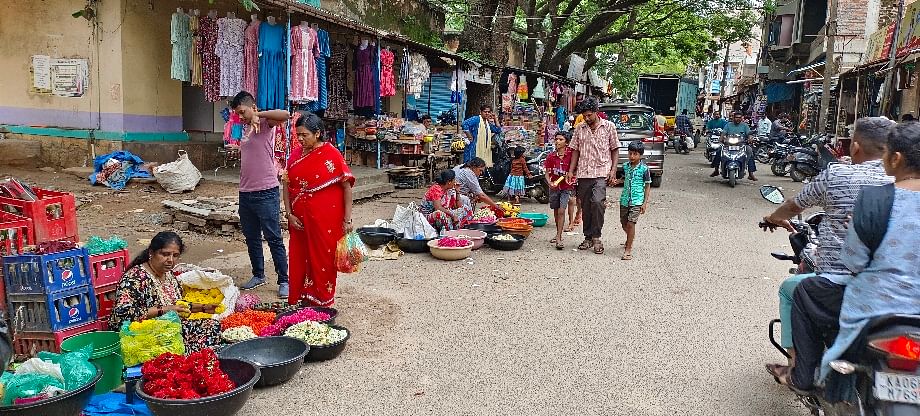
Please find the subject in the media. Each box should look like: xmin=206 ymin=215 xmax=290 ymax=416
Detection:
xmin=621 ymin=252 xmax=632 ymax=260
xmin=550 ymin=237 xmax=557 ymax=244
xmin=564 ymin=224 xmax=576 ymax=232
xmin=577 ymin=239 xmax=594 ymax=250
xmin=555 ymin=241 xmax=564 ymax=250
xmin=765 ymin=364 xmax=791 ymax=385
xmin=594 ymin=242 xmax=605 ymax=255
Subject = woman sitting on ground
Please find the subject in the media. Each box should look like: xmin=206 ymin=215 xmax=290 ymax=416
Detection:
xmin=108 ymin=231 xmax=221 ymax=352
xmin=452 ymin=157 xmax=501 ymax=212
xmin=419 ymin=169 xmax=472 ymax=231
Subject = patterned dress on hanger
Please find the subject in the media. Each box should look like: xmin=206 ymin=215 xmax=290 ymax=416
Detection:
xmin=326 ymin=42 xmax=349 ymax=118
xmin=309 ymin=29 xmax=331 ymax=112
xmin=198 ymin=16 xmax=221 ymax=102
xmin=380 ymin=48 xmax=396 ymax=97
xmin=189 ymin=14 xmax=202 ymax=86
xmin=170 ymin=12 xmax=191 ymax=82
xmin=216 ymin=17 xmax=247 ymax=97
xmin=258 ymin=22 xmax=286 ymax=110
xmin=289 ymin=25 xmax=306 ymax=102
xmin=354 ymin=45 xmax=375 ymax=108
xmin=243 ymin=19 xmax=260 ymax=96
xmin=303 ymin=27 xmax=320 ymax=102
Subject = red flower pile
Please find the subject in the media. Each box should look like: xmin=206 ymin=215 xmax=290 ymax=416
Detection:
xmin=220 ymin=309 xmax=276 ymax=334
xmin=141 ymin=349 xmax=236 ymax=399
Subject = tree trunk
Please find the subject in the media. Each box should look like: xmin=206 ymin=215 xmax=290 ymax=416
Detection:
xmin=459 ymin=0 xmax=520 ymax=116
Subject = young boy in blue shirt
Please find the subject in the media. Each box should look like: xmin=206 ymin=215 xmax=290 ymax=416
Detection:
xmin=614 ymin=141 xmax=651 ymax=260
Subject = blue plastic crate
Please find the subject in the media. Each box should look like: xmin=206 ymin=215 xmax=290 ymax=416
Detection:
xmin=2 ymin=248 xmax=91 ymax=295
xmin=8 ymin=284 xmax=98 ymax=332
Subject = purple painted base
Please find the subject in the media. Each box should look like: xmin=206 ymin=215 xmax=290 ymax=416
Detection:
xmin=0 ymin=106 xmax=182 ymax=132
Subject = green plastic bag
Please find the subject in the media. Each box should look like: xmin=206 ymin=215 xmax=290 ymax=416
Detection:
xmin=119 ymin=311 xmax=185 ymax=367
xmin=2 ymin=372 xmax=64 ymax=405
xmin=84 ymin=235 xmax=129 ymax=255
xmin=37 ymin=345 xmax=96 ymax=390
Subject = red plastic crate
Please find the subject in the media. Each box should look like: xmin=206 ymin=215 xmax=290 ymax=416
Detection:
xmin=12 ymin=320 xmax=101 ymax=359
xmin=0 ymin=188 xmax=78 ymax=244
xmin=95 ymin=282 xmax=117 ymax=325
xmin=0 ymin=211 xmax=32 ymax=257
xmin=89 ymin=249 xmax=129 ymax=289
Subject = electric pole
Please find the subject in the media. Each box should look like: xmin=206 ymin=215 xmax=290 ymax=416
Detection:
xmin=882 ymin=0 xmax=907 ymax=117
xmin=818 ymin=0 xmax=838 ymax=134
xmin=719 ymin=43 xmax=731 ymax=114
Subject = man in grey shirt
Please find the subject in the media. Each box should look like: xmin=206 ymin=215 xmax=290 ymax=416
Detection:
xmin=452 ymin=158 xmax=501 ymax=211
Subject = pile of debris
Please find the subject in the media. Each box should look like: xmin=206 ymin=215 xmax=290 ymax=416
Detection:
xmin=161 ymin=197 xmax=240 ymax=236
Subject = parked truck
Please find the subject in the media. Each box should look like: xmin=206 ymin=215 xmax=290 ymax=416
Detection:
xmin=636 ymin=74 xmax=700 ymax=128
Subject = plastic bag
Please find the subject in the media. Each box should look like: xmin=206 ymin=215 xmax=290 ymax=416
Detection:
xmin=120 ymin=311 xmax=185 ymax=367
xmin=392 ymin=203 xmax=437 ymax=240
xmin=2 ymin=373 xmax=63 ymax=405
xmin=176 ymin=268 xmax=239 ymax=321
xmin=153 ymin=150 xmax=202 ymax=193
xmin=83 ymin=235 xmax=128 ymax=255
xmin=15 ymin=358 xmax=63 ymax=382
xmin=37 ymin=345 xmax=96 ymax=390
xmin=335 ymin=232 xmax=368 ymax=273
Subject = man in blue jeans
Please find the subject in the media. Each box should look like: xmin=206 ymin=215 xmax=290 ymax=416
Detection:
xmin=230 ymin=91 xmax=290 ymax=298
xmin=709 ymin=111 xmax=758 ymax=181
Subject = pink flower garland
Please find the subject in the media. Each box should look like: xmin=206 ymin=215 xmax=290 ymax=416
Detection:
xmin=259 ymin=308 xmax=332 ymax=337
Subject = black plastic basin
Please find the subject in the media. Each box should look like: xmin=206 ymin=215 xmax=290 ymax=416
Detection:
xmin=219 ymin=337 xmax=309 ymax=387
xmin=464 ymin=223 xmax=502 ymax=235
xmin=485 ymin=233 xmax=526 ymax=251
xmin=305 ymin=325 xmax=350 ymax=362
xmin=396 ymin=237 xmax=432 ymax=253
xmin=356 ymin=227 xmax=400 ymax=248
xmin=137 ymin=358 xmax=260 ymax=416
xmin=0 ymin=364 xmax=102 ymax=416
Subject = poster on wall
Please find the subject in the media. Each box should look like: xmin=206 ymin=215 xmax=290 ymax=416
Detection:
xmin=30 ymin=55 xmax=52 ymax=93
xmin=898 ymin=2 xmax=920 ymax=54
xmin=50 ymin=58 xmax=88 ymax=97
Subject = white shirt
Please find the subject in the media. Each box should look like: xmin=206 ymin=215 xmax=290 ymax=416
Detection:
xmin=757 ymin=118 xmax=772 ymax=136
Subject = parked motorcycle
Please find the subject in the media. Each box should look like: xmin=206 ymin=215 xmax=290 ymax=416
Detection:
xmin=751 ymin=134 xmax=774 ymax=164
xmin=480 ymin=136 xmax=550 ymax=204
xmin=788 ymin=135 xmax=841 ymax=183
xmin=760 ymin=185 xmax=920 ymax=416
xmin=705 ymin=128 xmax=723 ymax=162
xmin=770 ymin=143 xmax=795 ymax=177
xmin=717 ymin=134 xmax=748 ymax=188
xmin=672 ymin=131 xmax=690 ymax=154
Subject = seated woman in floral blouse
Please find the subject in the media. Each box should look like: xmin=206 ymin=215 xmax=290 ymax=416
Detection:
xmin=108 ymin=231 xmax=220 ymax=352
xmin=419 ymin=169 xmax=473 ymax=231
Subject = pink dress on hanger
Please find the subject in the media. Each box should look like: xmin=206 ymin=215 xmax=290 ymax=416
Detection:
xmin=303 ymin=27 xmax=320 ymax=102
xmin=380 ymin=48 xmax=396 ymax=97
xmin=290 ymin=25 xmax=306 ymax=101
xmin=243 ymin=20 xmax=260 ymax=96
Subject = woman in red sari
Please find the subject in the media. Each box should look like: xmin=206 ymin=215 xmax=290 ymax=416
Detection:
xmin=283 ymin=112 xmax=354 ymax=306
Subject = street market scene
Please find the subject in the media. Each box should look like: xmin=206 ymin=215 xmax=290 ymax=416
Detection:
xmin=2 ymin=0 xmax=920 ymax=415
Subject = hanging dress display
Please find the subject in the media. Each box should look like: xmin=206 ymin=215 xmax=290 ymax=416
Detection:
xmin=243 ymin=19 xmax=260 ymax=96
xmin=407 ymin=53 xmax=430 ymax=99
xmin=290 ymin=25 xmax=319 ymax=102
xmin=198 ymin=16 xmax=221 ymax=102
xmin=309 ymin=29 xmax=331 ymax=112
xmin=189 ymin=14 xmax=202 ymax=86
xmin=170 ymin=11 xmax=191 ymax=82
xmin=380 ymin=48 xmax=396 ymax=97
xmin=258 ymin=21 xmax=286 ymax=110
xmin=289 ymin=25 xmax=306 ymax=102
xmin=354 ymin=44 xmax=376 ymax=108
xmin=326 ymin=42 xmax=349 ymax=118
xmin=216 ymin=17 xmax=247 ymax=98
xmin=517 ymin=77 xmax=529 ymax=100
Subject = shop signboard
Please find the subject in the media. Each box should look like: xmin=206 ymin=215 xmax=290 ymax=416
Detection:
xmin=864 ymin=24 xmax=896 ymax=64
xmin=898 ymin=2 xmax=920 ymax=55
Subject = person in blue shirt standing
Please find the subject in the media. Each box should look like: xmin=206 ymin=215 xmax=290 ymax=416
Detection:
xmin=461 ymin=105 xmax=502 ymax=166
xmin=614 ymin=141 xmax=652 ymax=261
xmin=709 ymin=111 xmax=758 ymax=181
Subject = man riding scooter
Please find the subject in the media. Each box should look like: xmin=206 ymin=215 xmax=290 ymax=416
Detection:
xmin=760 ymin=117 xmax=894 ymax=391
xmin=710 ymin=111 xmax=758 ymax=181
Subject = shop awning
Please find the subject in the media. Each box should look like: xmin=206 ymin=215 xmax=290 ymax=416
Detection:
xmin=787 ymin=60 xmax=825 ymax=77
xmin=257 ymin=0 xmax=386 ymax=37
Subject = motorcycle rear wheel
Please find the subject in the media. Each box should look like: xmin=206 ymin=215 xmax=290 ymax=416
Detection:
xmin=790 ymin=168 xmax=806 ymax=182
xmin=756 ymin=148 xmax=772 ymax=164
xmin=771 ymin=161 xmax=788 ymax=177
xmin=728 ymin=169 xmax=737 ymax=188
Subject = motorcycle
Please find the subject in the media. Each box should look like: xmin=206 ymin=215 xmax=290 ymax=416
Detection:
xmin=760 ymin=185 xmax=920 ymax=416
xmin=770 ymin=143 xmax=795 ymax=177
xmin=480 ymin=136 xmax=550 ymax=204
xmin=718 ymin=134 xmax=748 ymax=188
xmin=705 ymin=128 xmax=723 ymax=162
xmin=789 ymin=135 xmax=841 ymax=183
xmin=751 ymin=134 xmax=774 ymax=164
xmin=672 ymin=131 xmax=691 ymax=154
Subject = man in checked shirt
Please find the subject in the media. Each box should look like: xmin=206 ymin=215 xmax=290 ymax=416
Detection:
xmin=565 ymin=97 xmax=620 ymax=255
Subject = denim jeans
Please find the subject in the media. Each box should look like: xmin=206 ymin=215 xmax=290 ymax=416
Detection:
xmin=711 ymin=146 xmax=757 ymax=173
xmin=778 ymin=273 xmax=815 ymax=348
xmin=239 ymin=187 xmax=288 ymax=284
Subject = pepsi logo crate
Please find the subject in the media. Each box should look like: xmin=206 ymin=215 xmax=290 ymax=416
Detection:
xmin=0 ymin=212 xmax=32 ymax=257
xmin=12 ymin=320 xmax=102 ymax=359
xmin=95 ymin=282 xmax=117 ymax=325
xmin=0 ymin=188 xmax=78 ymax=244
xmin=3 ymin=248 xmax=91 ymax=295
xmin=89 ymin=249 xmax=129 ymax=289
xmin=8 ymin=284 xmax=97 ymax=332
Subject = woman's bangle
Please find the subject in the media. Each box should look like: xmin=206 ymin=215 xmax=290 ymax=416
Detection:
xmin=157 ymin=306 xmax=164 ymax=317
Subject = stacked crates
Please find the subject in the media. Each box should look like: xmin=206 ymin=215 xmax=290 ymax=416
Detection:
xmin=88 ymin=249 xmax=129 ymax=329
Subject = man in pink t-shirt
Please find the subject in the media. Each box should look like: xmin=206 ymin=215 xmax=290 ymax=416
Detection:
xmin=230 ymin=91 xmax=291 ymax=298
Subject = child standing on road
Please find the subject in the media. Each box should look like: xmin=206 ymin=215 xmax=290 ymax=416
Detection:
xmin=615 ymin=141 xmax=652 ymax=260
xmin=503 ymin=146 xmax=532 ymax=204
xmin=545 ymin=132 xmax=576 ymax=249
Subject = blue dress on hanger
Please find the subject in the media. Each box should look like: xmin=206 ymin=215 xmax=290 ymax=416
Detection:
xmin=258 ymin=22 xmax=286 ymax=110
xmin=309 ymin=29 xmax=331 ymax=112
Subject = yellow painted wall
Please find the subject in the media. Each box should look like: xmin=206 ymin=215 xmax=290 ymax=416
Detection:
xmin=122 ymin=0 xmax=183 ymax=118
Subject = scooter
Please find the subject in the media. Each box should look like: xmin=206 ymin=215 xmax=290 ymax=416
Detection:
xmin=705 ymin=129 xmax=723 ymax=162
xmin=718 ymin=134 xmax=748 ymax=188
xmin=751 ymin=134 xmax=774 ymax=164
xmin=789 ymin=135 xmax=842 ymax=183
xmin=759 ymin=185 xmax=920 ymax=416
xmin=770 ymin=143 xmax=794 ymax=177
xmin=672 ymin=131 xmax=690 ymax=154
xmin=480 ymin=136 xmax=550 ymax=204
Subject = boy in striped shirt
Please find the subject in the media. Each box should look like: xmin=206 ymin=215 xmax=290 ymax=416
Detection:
xmin=614 ymin=141 xmax=651 ymax=260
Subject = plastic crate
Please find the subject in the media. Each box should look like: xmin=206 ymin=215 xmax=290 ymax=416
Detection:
xmin=12 ymin=320 xmax=102 ymax=359
xmin=3 ymin=248 xmax=91 ymax=295
xmin=95 ymin=282 xmax=117 ymax=325
xmin=89 ymin=249 xmax=129 ymax=289
xmin=0 ymin=188 xmax=78 ymax=244
xmin=8 ymin=284 xmax=98 ymax=332
xmin=0 ymin=212 xmax=32 ymax=257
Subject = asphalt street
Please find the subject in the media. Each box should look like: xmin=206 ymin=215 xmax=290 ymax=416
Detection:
xmin=240 ymin=151 xmax=812 ymax=415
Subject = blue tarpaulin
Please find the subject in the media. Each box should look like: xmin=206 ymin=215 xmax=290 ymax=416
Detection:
xmin=84 ymin=392 xmax=152 ymax=416
xmin=766 ymin=83 xmax=796 ymax=104
xmin=89 ymin=151 xmax=153 ymax=191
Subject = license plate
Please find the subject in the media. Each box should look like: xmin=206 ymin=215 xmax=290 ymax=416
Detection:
xmin=728 ymin=146 xmax=741 ymax=151
xmin=875 ymin=372 xmax=920 ymax=404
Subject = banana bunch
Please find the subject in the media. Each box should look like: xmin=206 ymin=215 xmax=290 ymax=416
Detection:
xmin=496 ymin=201 xmax=520 ymax=218
xmin=451 ymin=139 xmax=466 ymax=152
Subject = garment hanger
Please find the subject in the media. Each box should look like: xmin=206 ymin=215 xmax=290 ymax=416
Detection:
xmin=226 ymin=12 xmax=235 ymax=19
xmin=251 ymin=14 xmax=259 ymax=21
xmin=267 ymin=15 xmax=277 ymax=24
xmin=360 ymin=39 xmax=369 ymax=50
xmin=208 ymin=10 xmax=218 ymax=19
xmin=193 ymin=9 xmax=200 ymax=16
xmin=176 ymin=7 xmax=184 ymax=14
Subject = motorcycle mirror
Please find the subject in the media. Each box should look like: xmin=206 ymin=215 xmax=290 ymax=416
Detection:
xmin=760 ymin=185 xmax=785 ymax=204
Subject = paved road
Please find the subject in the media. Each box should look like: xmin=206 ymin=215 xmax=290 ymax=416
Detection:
xmin=242 ymin=153 xmax=811 ymax=415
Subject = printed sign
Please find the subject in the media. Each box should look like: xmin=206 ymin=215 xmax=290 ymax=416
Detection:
xmin=897 ymin=2 xmax=920 ymax=54
xmin=31 ymin=55 xmax=51 ymax=93
xmin=51 ymin=58 xmax=88 ymax=97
